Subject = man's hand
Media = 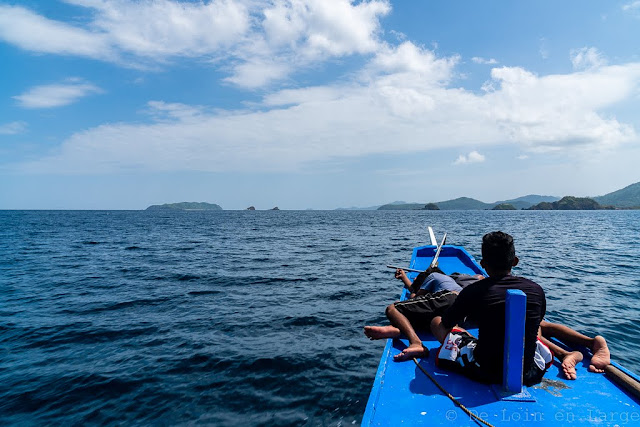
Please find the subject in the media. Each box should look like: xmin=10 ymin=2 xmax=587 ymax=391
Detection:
xmin=394 ymin=268 xmax=407 ymax=280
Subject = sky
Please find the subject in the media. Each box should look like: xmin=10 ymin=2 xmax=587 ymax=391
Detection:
xmin=1 ymin=0 xmax=640 ymax=210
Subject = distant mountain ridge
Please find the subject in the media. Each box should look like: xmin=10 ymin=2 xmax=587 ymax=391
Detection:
xmin=374 ymin=182 xmax=640 ymax=210
xmin=337 ymin=201 xmax=406 ymax=210
xmin=594 ymin=182 xmax=640 ymax=208
xmin=377 ymin=194 xmax=560 ymax=210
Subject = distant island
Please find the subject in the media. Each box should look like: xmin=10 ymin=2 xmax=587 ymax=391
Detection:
xmin=492 ymin=203 xmax=516 ymax=210
xmin=146 ymin=202 xmax=222 ymax=211
xmin=145 ymin=203 xmax=282 ymax=211
xmin=527 ymin=196 xmax=614 ymax=210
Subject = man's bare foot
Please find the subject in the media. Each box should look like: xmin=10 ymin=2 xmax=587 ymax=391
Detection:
xmin=364 ymin=325 xmax=401 ymax=340
xmin=394 ymin=343 xmax=429 ymax=362
xmin=561 ymin=351 xmax=583 ymax=380
xmin=589 ymin=336 xmax=610 ymax=373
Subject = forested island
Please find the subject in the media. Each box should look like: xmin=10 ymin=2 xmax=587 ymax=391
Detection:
xmin=146 ymin=202 xmax=222 ymax=211
xmin=492 ymin=204 xmax=516 ymax=210
xmin=527 ymin=196 xmax=614 ymax=210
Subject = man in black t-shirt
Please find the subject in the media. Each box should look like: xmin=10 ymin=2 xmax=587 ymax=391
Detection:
xmin=430 ymin=231 xmax=550 ymax=385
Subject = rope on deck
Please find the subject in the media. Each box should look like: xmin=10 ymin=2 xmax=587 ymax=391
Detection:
xmin=412 ymin=357 xmax=495 ymax=427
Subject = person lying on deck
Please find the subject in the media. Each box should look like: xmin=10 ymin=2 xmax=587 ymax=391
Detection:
xmin=363 ymin=268 xmax=482 ymax=353
xmin=430 ymin=231 xmax=549 ymax=386
xmin=395 ymin=267 xmax=483 ymax=299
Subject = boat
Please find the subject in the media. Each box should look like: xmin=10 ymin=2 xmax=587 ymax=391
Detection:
xmin=362 ymin=239 xmax=640 ymax=426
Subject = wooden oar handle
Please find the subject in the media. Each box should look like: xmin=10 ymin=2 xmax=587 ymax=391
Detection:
xmin=604 ymin=364 xmax=640 ymax=402
xmin=386 ymin=265 xmax=423 ymax=273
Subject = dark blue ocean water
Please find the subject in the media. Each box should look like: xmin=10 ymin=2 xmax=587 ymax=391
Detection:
xmin=1 ymin=210 xmax=639 ymax=426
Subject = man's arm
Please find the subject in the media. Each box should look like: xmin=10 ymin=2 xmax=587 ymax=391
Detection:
xmin=395 ymin=269 xmax=414 ymax=291
xmin=431 ymin=286 xmax=477 ymax=343
xmin=440 ymin=285 xmax=476 ymax=329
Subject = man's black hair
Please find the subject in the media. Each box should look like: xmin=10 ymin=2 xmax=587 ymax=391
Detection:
xmin=412 ymin=266 xmax=445 ymax=291
xmin=481 ymin=231 xmax=516 ymax=271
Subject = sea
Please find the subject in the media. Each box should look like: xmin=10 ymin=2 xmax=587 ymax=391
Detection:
xmin=1 ymin=210 xmax=639 ymax=426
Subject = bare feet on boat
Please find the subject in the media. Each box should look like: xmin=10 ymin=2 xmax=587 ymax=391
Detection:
xmin=561 ymin=351 xmax=584 ymax=380
xmin=589 ymin=336 xmax=610 ymax=373
xmin=364 ymin=325 xmax=401 ymax=340
xmin=393 ymin=343 xmax=429 ymax=362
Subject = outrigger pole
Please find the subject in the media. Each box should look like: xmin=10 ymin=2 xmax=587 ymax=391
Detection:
xmin=387 ymin=228 xmax=447 ymax=273
xmin=428 ymin=226 xmax=437 ymax=246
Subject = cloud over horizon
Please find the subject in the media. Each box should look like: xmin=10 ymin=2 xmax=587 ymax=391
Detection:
xmin=15 ymin=59 xmax=640 ymax=175
xmin=2 ymin=1 xmax=639 ymax=181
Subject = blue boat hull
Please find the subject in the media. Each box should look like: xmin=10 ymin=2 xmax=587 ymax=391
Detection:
xmin=362 ymin=245 xmax=640 ymax=426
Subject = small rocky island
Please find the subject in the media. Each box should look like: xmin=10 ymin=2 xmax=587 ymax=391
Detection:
xmin=146 ymin=202 xmax=222 ymax=211
xmin=492 ymin=203 xmax=516 ymax=210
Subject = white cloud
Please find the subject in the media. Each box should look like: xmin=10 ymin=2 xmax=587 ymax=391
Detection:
xmin=224 ymin=58 xmax=291 ymax=88
xmin=0 ymin=1 xmax=390 ymax=88
xmin=539 ymin=38 xmax=549 ymax=60
xmin=454 ymin=151 xmax=485 ymax=165
xmin=371 ymin=42 xmax=457 ymax=81
xmin=262 ymin=0 xmax=389 ymax=57
xmin=68 ymin=0 xmax=249 ymax=58
xmin=0 ymin=5 xmax=113 ymax=60
xmin=622 ymin=1 xmax=640 ymax=12
xmin=389 ymin=30 xmax=407 ymax=41
xmin=472 ymin=57 xmax=498 ymax=65
xmin=144 ymin=101 xmax=206 ymax=122
xmin=0 ymin=121 xmax=27 ymax=135
xmin=226 ymin=0 xmax=391 ymax=87
xmin=14 ymin=80 xmax=103 ymax=109
xmin=570 ymin=47 xmax=607 ymax=71
xmin=483 ymin=64 xmax=640 ymax=152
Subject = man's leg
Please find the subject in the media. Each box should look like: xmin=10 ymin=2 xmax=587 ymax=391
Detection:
xmin=385 ymin=303 xmax=428 ymax=361
xmin=364 ymin=313 xmax=401 ymax=340
xmin=430 ymin=316 xmax=472 ymax=343
xmin=538 ymin=335 xmax=583 ymax=380
xmin=540 ymin=320 xmax=610 ymax=372
xmin=430 ymin=316 xmax=449 ymax=343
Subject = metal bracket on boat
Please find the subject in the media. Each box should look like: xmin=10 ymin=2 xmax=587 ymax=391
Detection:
xmin=492 ymin=385 xmax=535 ymax=402
xmin=491 ymin=289 xmax=537 ymax=402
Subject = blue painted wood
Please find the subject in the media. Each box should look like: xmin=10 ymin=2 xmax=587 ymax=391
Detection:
xmin=504 ymin=289 xmax=526 ymax=393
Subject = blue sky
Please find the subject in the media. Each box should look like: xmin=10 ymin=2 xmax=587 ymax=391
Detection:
xmin=1 ymin=0 xmax=640 ymax=210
